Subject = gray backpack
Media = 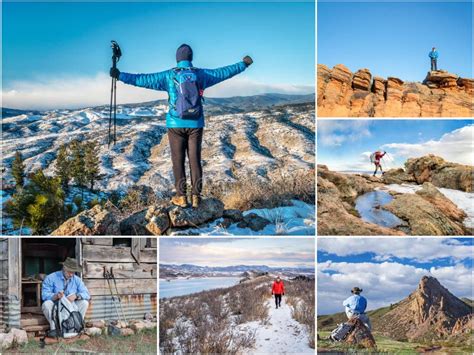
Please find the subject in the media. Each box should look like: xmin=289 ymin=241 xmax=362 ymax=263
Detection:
xmin=52 ymin=297 xmax=84 ymax=338
xmin=330 ymin=322 xmax=354 ymax=341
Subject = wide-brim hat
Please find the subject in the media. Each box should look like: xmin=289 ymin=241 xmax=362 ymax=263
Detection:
xmin=60 ymin=257 xmax=82 ymax=273
xmin=351 ymin=287 xmax=363 ymax=293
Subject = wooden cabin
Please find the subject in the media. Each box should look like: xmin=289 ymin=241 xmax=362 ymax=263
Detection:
xmin=0 ymin=238 xmax=157 ymax=336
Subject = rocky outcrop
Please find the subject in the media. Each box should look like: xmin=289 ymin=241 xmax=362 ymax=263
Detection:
xmin=383 ymin=183 xmax=468 ymax=235
xmin=52 ymin=203 xmax=121 ymax=236
xmin=404 ymin=155 xmax=473 ymax=192
xmin=317 ymin=165 xmax=404 ymax=236
xmin=344 ymin=318 xmax=376 ymax=349
xmin=377 ymin=276 xmax=472 ymax=342
xmin=53 ymin=198 xmax=226 ymax=236
xmin=318 ymin=64 xmax=474 ymax=117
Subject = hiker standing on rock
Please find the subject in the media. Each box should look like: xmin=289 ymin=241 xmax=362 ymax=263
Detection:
xmin=41 ymin=258 xmax=90 ymax=337
xmin=343 ymin=287 xmax=371 ymax=330
xmin=272 ymin=276 xmax=285 ymax=309
xmin=429 ymin=47 xmax=438 ymax=71
xmin=110 ymin=44 xmax=253 ymax=208
xmin=371 ymin=150 xmax=386 ymax=177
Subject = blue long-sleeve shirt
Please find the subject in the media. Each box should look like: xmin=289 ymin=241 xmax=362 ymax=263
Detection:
xmin=41 ymin=271 xmax=90 ymax=301
xmin=119 ymin=60 xmax=247 ymax=128
xmin=343 ymin=295 xmax=367 ymax=313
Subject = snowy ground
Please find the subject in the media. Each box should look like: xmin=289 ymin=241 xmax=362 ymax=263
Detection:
xmin=381 ymin=183 xmax=474 ymax=228
xmin=173 ymin=200 xmax=315 ymax=236
xmin=238 ymin=298 xmax=313 ymax=354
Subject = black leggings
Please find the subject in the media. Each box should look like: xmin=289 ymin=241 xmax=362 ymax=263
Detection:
xmin=275 ymin=294 xmax=282 ymax=307
xmin=168 ymin=128 xmax=203 ymax=196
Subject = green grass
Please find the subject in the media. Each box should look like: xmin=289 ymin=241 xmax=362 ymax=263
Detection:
xmin=5 ymin=328 xmax=157 ymax=354
xmin=318 ymin=330 xmax=473 ymax=355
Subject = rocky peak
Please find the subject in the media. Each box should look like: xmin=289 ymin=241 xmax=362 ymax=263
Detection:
xmin=318 ymin=64 xmax=473 ymax=117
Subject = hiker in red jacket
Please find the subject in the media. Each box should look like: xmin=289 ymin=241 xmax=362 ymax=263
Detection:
xmin=271 ymin=276 xmax=285 ymax=309
xmin=372 ymin=150 xmax=386 ymax=177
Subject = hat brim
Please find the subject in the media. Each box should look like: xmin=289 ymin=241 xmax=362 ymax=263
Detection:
xmin=60 ymin=262 xmax=82 ymax=273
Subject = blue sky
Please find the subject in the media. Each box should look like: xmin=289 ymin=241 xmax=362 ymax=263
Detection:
xmin=318 ymin=238 xmax=473 ymax=314
xmin=159 ymin=238 xmax=315 ymax=268
xmin=318 ymin=1 xmax=473 ymax=81
xmin=318 ymin=120 xmax=473 ymax=171
xmin=2 ymin=2 xmax=314 ymax=109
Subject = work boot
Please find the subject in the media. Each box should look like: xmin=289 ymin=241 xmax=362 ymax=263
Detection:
xmin=47 ymin=329 xmax=59 ymax=338
xmin=192 ymin=195 xmax=201 ymax=209
xmin=171 ymin=195 xmax=188 ymax=208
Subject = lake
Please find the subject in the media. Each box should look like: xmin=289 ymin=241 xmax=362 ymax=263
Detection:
xmin=159 ymin=277 xmax=241 ymax=298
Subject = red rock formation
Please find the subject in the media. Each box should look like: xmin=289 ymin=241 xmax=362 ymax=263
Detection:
xmin=318 ymin=64 xmax=474 ymax=117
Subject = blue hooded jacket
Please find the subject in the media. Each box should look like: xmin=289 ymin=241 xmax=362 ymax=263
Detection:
xmin=429 ymin=50 xmax=439 ymax=59
xmin=119 ymin=60 xmax=247 ymax=128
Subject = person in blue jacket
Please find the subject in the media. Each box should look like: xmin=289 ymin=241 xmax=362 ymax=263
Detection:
xmin=41 ymin=258 xmax=90 ymax=337
xmin=429 ymin=47 xmax=438 ymax=71
xmin=110 ymin=44 xmax=253 ymax=208
xmin=343 ymin=286 xmax=371 ymax=330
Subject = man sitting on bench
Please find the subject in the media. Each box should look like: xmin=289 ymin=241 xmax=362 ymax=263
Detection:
xmin=41 ymin=257 xmax=90 ymax=337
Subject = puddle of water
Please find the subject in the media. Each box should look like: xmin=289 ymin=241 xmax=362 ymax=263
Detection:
xmin=355 ymin=190 xmax=405 ymax=228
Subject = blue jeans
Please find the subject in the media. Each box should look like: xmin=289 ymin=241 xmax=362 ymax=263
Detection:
xmin=431 ymin=58 xmax=437 ymax=71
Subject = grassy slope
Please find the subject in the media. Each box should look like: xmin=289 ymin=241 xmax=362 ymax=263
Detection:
xmin=5 ymin=328 xmax=157 ymax=354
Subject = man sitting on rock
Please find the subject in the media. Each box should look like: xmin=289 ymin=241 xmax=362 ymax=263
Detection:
xmin=429 ymin=47 xmax=438 ymax=71
xmin=372 ymin=150 xmax=386 ymax=177
xmin=271 ymin=276 xmax=285 ymax=309
xmin=42 ymin=258 xmax=90 ymax=337
xmin=111 ymin=44 xmax=253 ymax=209
xmin=343 ymin=287 xmax=371 ymax=330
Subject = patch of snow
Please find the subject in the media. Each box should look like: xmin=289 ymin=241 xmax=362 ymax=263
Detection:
xmin=238 ymin=299 xmax=313 ymax=354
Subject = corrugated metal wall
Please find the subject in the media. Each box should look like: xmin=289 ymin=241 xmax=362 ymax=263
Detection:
xmin=0 ymin=238 xmax=8 ymax=331
xmin=86 ymin=293 xmax=157 ymax=322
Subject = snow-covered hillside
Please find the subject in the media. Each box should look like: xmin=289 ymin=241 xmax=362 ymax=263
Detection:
xmin=2 ymin=98 xmax=314 ymax=194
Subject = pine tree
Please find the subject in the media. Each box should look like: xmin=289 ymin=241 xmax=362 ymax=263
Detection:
xmin=70 ymin=140 xmax=87 ymax=193
xmin=5 ymin=169 xmax=66 ymax=234
xmin=55 ymin=144 xmax=71 ymax=191
xmin=84 ymin=140 xmax=101 ymax=191
xmin=12 ymin=151 xmax=25 ymax=189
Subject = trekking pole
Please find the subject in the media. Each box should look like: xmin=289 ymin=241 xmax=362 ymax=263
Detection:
xmin=103 ymin=266 xmax=122 ymax=322
xmin=110 ymin=267 xmax=127 ymax=322
xmin=108 ymin=40 xmax=122 ymax=148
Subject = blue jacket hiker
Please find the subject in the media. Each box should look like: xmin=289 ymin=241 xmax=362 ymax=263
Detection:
xmin=343 ymin=286 xmax=371 ymax=330
xmin=429 ymin=47 xmax=438 ymax=71
xmin=110 ymin=44 xmax=253 ymax=208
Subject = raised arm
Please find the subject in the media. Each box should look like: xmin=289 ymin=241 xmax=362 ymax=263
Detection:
xmin=201 ymin=57 xmax=252 ymax=89
xmin=118 ymin=70 xmax=170 ymax=91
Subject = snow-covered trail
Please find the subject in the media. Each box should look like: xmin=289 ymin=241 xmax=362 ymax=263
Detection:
xmin=252 ymin=298 xmax=313 ymax=354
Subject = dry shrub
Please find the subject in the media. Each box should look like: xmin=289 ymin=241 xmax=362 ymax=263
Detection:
xmin=204 ymin=169 xmax=315 ymax=211
xmin=285 ymin=278 xmax=316 ymax=349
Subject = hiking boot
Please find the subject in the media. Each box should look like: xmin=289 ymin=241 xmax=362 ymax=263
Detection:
xmin=171 ymin=195 xmax=188 ymax=208
xmin=192 ymin=195 xmax=201 ymax=209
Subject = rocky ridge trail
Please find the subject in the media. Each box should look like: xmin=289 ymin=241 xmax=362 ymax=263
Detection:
xmin=318 ymin=64 xmax=473 ymax=117
xmin=317 ymin=155 xmax=473 ymax=236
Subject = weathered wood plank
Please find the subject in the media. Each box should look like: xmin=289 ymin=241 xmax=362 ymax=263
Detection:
xmin=8 ymin=239 xmax=21 ymax=299
xmin=82 ymin=245 xmax=156 ymax=263
xmin=21 ymin=306 xmax=43 ymax=315
xmin=85 ymin=279 xmax=157 ymax=296
xmin=83 ymin=262 xmax=156 ymax=279
xmin=150 ymin=238 xmax=157 ymax=248
xmin=131 ymin=239 xmax=140 ymax=264
xmin=21 ymin=315 xmax=48 ymax=327
xmin=81 ymin=238 xmax=113 ymax=246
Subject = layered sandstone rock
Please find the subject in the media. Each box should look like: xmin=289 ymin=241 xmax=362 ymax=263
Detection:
xmin=344 ymin=318 xmax=376 ymax=349
xmin=318 ymin=64 xmax=474 ymax=117
xmin=377 ymin=276 xmax=472 ymax=342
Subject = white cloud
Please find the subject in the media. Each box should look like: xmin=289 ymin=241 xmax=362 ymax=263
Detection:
xmin=382 ymin=125 xmax=474 ymax=166
xmin=318 ymin=261 xmax=472 ymax=315
xmin=2 ymin=72 xmax=313 ymax=110
xmin=317 ymin=120 xmax=372 ymax=147
xmin=318 ymin=238 xmax=473 ymax=263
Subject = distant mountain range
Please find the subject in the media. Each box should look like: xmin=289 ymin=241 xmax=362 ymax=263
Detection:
xmin=2 ymin=93 xmax=314 ymax=118
xmin=160 ymin=263 xmax=314 ymax=278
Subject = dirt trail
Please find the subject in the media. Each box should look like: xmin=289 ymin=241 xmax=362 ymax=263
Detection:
xmin=253 ymin=298 xmax=313 ymax=354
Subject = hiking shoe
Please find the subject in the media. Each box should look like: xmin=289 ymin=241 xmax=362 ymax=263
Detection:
xmin=192 ymin=195 xmax=201 ymax=209
xmin=171 ymin=195 xmax=188 ymax=208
